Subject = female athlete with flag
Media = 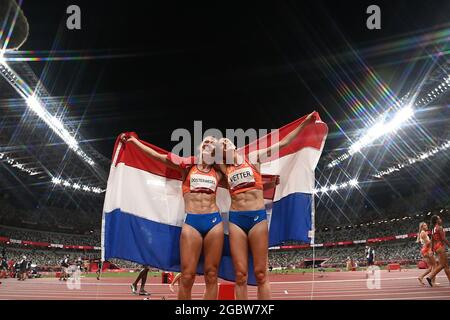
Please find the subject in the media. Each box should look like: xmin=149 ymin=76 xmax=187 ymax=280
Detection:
xmin=121 ymin=134 xmax=224 ymax=300
xmin=216 ymin=112 xmax=315 ymax=299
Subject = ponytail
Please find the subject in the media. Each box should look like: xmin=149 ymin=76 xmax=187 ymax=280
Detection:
xmin=430 ymin=215 xmax=439 ymax=252
xmin=416 ymin=222 xmax=425 ymax=243
xmin=431 ymin=226 xmax=434 ymax=252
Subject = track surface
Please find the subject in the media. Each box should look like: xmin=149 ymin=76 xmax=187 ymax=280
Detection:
xmin=1 ymin=269 xmax=449 ymax=300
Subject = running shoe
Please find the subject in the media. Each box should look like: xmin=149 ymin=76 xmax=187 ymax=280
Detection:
xmin=139 ymin=290 xmax=151 ymax=296
xmin=130 ymin=283 xmax=137 ymax=294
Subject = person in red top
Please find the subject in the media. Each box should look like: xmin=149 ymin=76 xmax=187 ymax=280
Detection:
xmin=426 ymin=215 xmax=450 ymax=286
xmin=416 ymin=222 xmax=436 ymax=285
xmin=216 ymin=112 xmax=315 ymax=300
xmin=121 ymin=134 xmax=225 ymax=300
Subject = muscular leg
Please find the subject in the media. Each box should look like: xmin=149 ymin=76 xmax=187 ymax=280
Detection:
xmin=418 ymin=256 xmax=434 ymax=285
xmin=428 ymin=255 xmax=438 ymax=285
xmin=131 ymin=267 xmax=145 ymax=294
xmin=229 ymin=223 xmax=249 ymax=300
xmin=139 ymin=267 xmax=150 ymax=291
xmin=439 ymin=252 xmax=450 ymax=282
xmin=133 ymin=269 xmax=144 ymax=286
xmin=427 ymin=250 xmax=446 ymax=282
xmin=178 ymin=224 xmax=203 ymax=300
xmin=248 ymin=221 xmax=271 ymax=300
xmin=202 ymin=223 xmax=224 ymax=300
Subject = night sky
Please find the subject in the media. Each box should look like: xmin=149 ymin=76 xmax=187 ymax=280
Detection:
xmin=18 ymin=0 xmax=450 ymax=156
xmin=1 ymin=0 xmax=448 ymax=224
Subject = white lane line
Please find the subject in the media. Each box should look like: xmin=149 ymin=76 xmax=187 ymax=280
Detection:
xmin=369 ymin=295 xmax=450 ymax=300
xmin=3 ymin=274 xmax=444 ymax=287
xmin=266 ymin=287 xmax=450 ymax=295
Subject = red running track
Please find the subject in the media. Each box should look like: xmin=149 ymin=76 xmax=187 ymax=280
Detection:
xmin=0 ymin=269 xmax=449 ymax=300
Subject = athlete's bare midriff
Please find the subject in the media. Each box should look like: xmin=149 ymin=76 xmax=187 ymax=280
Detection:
xmin=183 ymin=192 xmax=219 ymax=214
xmin=230 ymin=189 xmax=265 ymax=212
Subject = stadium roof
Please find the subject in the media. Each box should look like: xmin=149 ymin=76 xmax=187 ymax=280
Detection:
xmin=0 ymin=1 xmax=449 ymax=226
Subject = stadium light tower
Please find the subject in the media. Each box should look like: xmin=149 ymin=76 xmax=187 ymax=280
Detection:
xmin=328 ymin=69 xmax=450 ymax=169
xmin=313 ymin=178 xmax=359 ymax=195
xmin=0 ymin=56 xmax=95 ymax=166
xmin=346 ymin=104 xmax=415 ymax=157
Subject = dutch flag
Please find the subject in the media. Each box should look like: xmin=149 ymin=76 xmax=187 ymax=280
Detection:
xmin=101 ymin=112 xmax=328 ymax=284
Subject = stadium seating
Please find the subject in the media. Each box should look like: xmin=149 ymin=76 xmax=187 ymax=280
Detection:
xmin=0 ymin=190 xmax=448 ymax=269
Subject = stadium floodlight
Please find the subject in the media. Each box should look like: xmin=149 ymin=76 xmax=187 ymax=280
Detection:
xmin=92 ymin=187 xmax=103 ymax=194
xmin=373 ymin=140 xmax=450 ymax=178
xmin=0 ymin=49 xmax=7 ymax=65
xmin=314 ymin=177 xmax=359 ymax=195
xmin=328 ymin=75 xmax=450 ymax=168
xmin=385 ymin=105 xmax=414 ymax=131
xmin=0 ymin=57 xmax=96 ymax=167
xmin=0 ymin=152 xmax=39 ymax=176
xmin=51 ymin=177 xmax=105 ymax=194
xmin=26 ymin=96 xmax=78 ymax=148
xmin=330 ymin=105 xmax=415 ymax=166
xmin=348 ymin=105 xmax=414 ymax=156
xmin=25 ymin=95 xmax=95 ymax=165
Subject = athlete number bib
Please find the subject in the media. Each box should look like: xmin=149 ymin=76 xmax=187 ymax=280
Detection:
xmin=228 ymin=167 xmax=256 ymax=190
xmin=190 ymin=174 xmax=217 ymax=193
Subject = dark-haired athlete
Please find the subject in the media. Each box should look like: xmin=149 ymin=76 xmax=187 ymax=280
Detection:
xmin=130 ymin=265 xmax=151 ymax=296
xmin=96 ymin=259 xmax=103 ymax=280
xmin=426 ymin=215 xmax=450 ymax=286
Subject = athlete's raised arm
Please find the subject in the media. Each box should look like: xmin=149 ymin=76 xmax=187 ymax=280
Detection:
xmin=249 ymin=111 xmax=316 ymax=164
xmin=121 ymin=134 xmax=182 ymax=172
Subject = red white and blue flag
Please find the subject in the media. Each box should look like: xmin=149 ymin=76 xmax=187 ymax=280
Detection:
xmin=101 ymin=112 xmax=328 ymax=284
